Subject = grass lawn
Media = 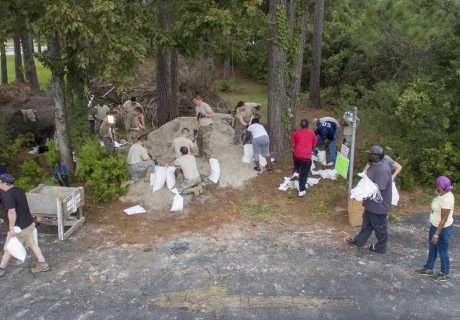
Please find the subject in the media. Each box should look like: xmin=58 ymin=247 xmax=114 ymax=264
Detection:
xmin=4 ymin=55 xmax=51 ymax=88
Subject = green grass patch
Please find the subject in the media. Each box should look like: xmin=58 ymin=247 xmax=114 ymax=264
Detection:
xmin=240 ymin=198 xmax=284 ymax=217
xmin=308 ymin=201 xmax=329 ymax=218
xmin=4 ymin=55 xmax=51 ymax=88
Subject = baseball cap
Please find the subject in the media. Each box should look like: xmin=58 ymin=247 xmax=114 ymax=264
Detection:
xmin=300 ymin=119 xmax=309 ymax=128
xmin=368 ymin=146 xmax=384 ymax=155
xmin=0 ymin=173 xmax=15 ymax=184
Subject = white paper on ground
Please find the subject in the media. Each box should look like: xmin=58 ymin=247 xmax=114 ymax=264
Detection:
xmin=123 ymin=205 xmax=146 ymax=215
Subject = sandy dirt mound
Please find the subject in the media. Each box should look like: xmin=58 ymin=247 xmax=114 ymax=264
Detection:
xmin=120 ymin=117 xmax=263 ymax=214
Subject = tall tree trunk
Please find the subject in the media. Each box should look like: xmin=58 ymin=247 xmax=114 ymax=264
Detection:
xmin=21 ymin=31 xmax=40 ymax=93
xmin=307 ymin=0 xmax=325 ymax=109
xmin=37 ymin=35 xmax=41 ymax=53
xmin=170 ymin=47 xmax=179 ymax=119
xmin=49 ymin=36 xmax=73 ymax=172
xmin=268 ymin=0 xmax=291 ymax=160
xmin=1 ymin=36 xmax=7 ymax=85
xmin=156 ymin=45 xmax=171 ymax=127
xmin=13 ymin=30 xmax=25 ymax=83
xmin=289 ymin=5 xmax=309 ymax=129
xmin=223 ymin=57 xmax=231 ymax=80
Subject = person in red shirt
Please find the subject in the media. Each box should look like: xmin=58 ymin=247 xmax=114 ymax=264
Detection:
xmin=290 ymin=119 xmax=317 ymax=197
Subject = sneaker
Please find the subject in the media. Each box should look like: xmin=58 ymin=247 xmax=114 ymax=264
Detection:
xmin=0 ymin=268 xmax=5 ymax=277
xmin=298 ymin=190 xmax=306 ymax=197
xmin=368 ymin=244 xmax=385 ymax=253
xmin=414 ymin=268 xmax=433 ymax=276
xmin=31 ymin=262 xmax=49 ymax=274
xmin=326 ymin=162 xmax=335 ymax=166
xmin=290 ymin=172 xmax=299 ymax=181
xmin=432 ymin=272 xmax=449 ymax=281
xmin=345 ymin=237 xmax=357 ymax=245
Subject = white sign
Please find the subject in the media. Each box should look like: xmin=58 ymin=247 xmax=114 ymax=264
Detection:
xmin=340 ymin=144 xmax=349 ymax=158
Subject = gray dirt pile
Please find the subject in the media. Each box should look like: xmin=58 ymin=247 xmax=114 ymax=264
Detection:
xmin=120 ymin=117 xmax=263 ymax=214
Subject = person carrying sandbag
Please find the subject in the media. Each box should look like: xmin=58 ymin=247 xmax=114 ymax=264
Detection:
xmin=167 ymin=147 xmax=202 ymax=197
xmin=0 ymin=173 xmax=49 ymax=276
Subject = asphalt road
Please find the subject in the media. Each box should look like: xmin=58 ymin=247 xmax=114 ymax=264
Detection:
xmin=1 ymin=212 xmax=459 ymax=320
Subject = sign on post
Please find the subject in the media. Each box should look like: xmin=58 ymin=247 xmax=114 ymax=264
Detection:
xmin=335 ymin=152 xmax=350 ymax=179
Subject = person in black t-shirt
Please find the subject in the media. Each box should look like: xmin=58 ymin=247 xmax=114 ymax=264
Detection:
xmin=0 ymin=174 xmax=49 ymax=276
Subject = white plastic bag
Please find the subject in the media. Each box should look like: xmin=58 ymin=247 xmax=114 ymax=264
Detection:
xmin=310 ymin=161 xmax=316 ymax=171
xmin=149 ymin=172 xmax=156 ymax=187
xmin=392 ymin=182 xmax=400 ymax=206
xmin=6 ymin=236 xmax=26 ymax=262
xmin=259 ymin=156 xmax=267 ymax=167
xmin=208 ymin=158 xmax=220 ymax=183
xmin=350 ymin=173 xmax=382 ymax=202
xmin=170 ymin=188 xmax=184 ymax=212
xmin=242 ymin=144 xmax=254 ymax=163
xmin=152 ymin=166 xmax=167 ymax=192
xmin=166 ymin=166 xmax=177 ymax=190
xmin=317 ymin=150 xmax=327 ymax=165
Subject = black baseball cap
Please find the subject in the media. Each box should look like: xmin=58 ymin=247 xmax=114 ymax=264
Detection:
xmin=0 ymin=173 xmax=15 ymax=184
xmin=300 ymin=119 xmax=309 ymax=128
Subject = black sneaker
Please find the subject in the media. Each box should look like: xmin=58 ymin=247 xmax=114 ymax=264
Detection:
xmin=432 ymin=272 xmax=449 ymax=281
xmin=368 ymin=244 xmax=385 ymax=253
xmin=345 ymin=237 xmax=357 ymax=245
xmin=414 ymin=268 xmax=433 ymax=276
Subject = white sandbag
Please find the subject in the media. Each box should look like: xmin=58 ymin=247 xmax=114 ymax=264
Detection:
xmin=166 ymin=166 xmax=177 ymax=190
xmin=152 ymin=166 xmax=167 ymax=192
xmin=310 ymin=161 xmax=316 ymax=171
xmin=208 ymin=158 xmax=220 ymax=183
xmin=392 ymin=182 xmax=400 ymax=206
xmin=170 ymin=188 xmax=184 ymax=212
xmin=317 ymin=150 xmax=327 ymax=165
xmin=350 ymin=172 xmax=382 ymax=202
xmin=242 ymin=144 xmax=254 ymax=163
xmin=259 ymin=156 xmax=267 ymax=167
xmin=6 ymin=236 xmax=26 ymax=262
xmin=149 ymin=172 xmax=156 ymax=187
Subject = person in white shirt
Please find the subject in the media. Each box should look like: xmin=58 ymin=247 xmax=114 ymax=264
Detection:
xmin=244 ymin=118 xmax=273 ymax=173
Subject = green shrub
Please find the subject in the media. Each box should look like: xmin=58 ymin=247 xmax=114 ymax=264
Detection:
xmin=15 ymin=158 xmax=57 ymax=192
xmin=0 ymin=119 xmax=34 ymax=165
xmin=44 ymin=140 xmax=60 ymax=170
xmin=77 ymin=138 xmax=130 ymax=202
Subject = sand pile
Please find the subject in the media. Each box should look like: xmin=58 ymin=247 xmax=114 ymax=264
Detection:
xmin=120 ymin=117 xmax=264 ymax=214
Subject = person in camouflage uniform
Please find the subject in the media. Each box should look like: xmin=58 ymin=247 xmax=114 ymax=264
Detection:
xmin=233 ymin=101 xmax=261 ymax=144
xmin=124 ymin=106 xmax=145 ymax=144
xmin=193 ymin=96 xmax=215 ymax=158
xmin=100 ymin=110 xmax=119 ymax=155
xmin=122 ymin=135 xmax=155 ymax=186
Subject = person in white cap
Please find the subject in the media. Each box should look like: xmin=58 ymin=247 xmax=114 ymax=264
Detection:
xmin=0 ymin=173 xmax=49 ymax=276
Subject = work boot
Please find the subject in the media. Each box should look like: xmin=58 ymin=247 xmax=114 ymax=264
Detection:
xmin=32 ymin=262 xmax=49 ymax=274
xmin=192 ymin=186 xmax=200 ymax=197
xmin=144 ymin=174 xmax=150 ymax=183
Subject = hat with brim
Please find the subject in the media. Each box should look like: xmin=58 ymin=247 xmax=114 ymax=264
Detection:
xmin=368 ymin=146 xmax=384 ymax=155
xmin=0 ymin=173 xmax=15 ymax=184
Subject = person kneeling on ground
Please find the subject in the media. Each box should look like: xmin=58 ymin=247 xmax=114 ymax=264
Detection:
xmin=243 ymin=118 xmax=273 ymax=173
xmin=167 ymin=147 xmax=202 ymax=197
xmin=122 ymin=134 xmax=155 ymax=187
xmin=0 ymin=173 xmax=49 ymax=276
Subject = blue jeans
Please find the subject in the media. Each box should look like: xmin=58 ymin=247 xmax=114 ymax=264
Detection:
xmin=316 ymin=128 xmax=338 ymax=163
xmin=424 ymin=224 xmax=454 ymax=274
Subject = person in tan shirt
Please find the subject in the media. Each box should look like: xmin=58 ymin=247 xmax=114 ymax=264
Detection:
xmin=171 ymin=128 xmax=196 ymax=158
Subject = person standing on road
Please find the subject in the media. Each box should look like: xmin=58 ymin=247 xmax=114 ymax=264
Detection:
xmin=313 ymin=119 xmax=338 ymax=166
xmin=171 ymin=128 xmax=196 ymax=159
xmin=290 ymin=119 xmax=317 ymax=198
xmin=346 ymin=146 xmax=392 ymax=253
xmin=244 ymin=118 xmax=273 ymax=173
xmin=193 ymin=96 xmax=215 ymax=159
xmin=0 ymin=174 xmax=49 ymax=276
xmin=122 ymin=96 xmax=145 ymax=127
xmin=233 ymin=101 xmax=261 ymax=144
xmin=415 ymin=176 xmax=455 ymax=281
xmin=122 ymin=134 xmax=156 ymax=187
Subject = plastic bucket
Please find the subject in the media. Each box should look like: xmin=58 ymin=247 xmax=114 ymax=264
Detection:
xmin=348 ymin=199 xmax=363 ymax=227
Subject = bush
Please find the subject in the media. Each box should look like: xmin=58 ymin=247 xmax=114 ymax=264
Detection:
xmin=15 ymin=158 xmax=57 ymax=192
xmin=77 ymin=138 xmax=130 ymax=202
xmin=44 ymin=140 xmax=60 ymax=170
xmin=0 ymin=119 xmax=34 ymax=166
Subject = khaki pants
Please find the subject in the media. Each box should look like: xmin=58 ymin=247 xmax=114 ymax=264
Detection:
xmin=197 ymin=124 xmax=212 ymax=157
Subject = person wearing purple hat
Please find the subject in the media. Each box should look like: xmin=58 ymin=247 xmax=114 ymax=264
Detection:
xmin=415 ymin=176 xmax=455 ymax=281
xmin=346 ymin=146 xmax=392 ymax=253
xmin=0 ymin=173 xmax=49 ymax=276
